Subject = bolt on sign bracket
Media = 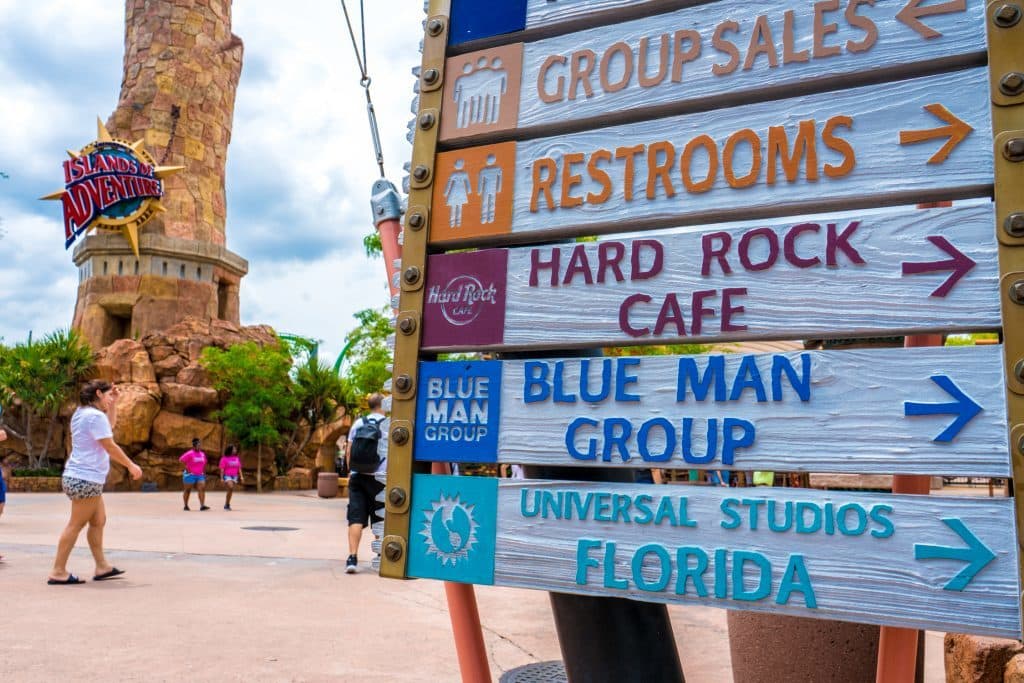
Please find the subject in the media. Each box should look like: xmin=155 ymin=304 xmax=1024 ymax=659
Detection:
xmin=989 ymin=1 xmax=1024 ymax=110
xmin=988 ymin=0 xmax=1024 ymax=638
xmin=381 ymin=0 xmax=451 ymax=581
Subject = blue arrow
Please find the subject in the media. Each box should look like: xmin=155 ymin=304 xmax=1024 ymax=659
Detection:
xmin=914 ymin=518 xmax=996 ymax=591
xmin=903 ymin=375 xmax=982 ymax=442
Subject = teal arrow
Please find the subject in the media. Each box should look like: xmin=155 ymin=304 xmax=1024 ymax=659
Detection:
xmin=914 ymin=517 xmax=996 ymax=591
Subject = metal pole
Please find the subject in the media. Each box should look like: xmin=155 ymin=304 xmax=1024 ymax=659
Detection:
xmin=875 ymin=200 xmax=950 ymax=683
xmin=512 ymin=347 xmax=685 ymax=682
xmin=373 ymin=180 xmax=492 ymax=683
xmin=527 ymin=463 xmax=685 ymax=682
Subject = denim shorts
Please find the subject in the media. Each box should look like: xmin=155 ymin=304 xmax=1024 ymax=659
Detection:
xmin=183 ymin=473 xmax=206 ymax=485
xmin=222 ymin=476 xmax=239 ymax=484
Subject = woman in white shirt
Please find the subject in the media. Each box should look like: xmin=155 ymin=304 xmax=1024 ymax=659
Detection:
xmin=48 ymin=380 xmax=142 ymax=585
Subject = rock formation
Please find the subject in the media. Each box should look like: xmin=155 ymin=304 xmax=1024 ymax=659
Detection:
xmin=0 ymin=317 xmax=345 ymax=491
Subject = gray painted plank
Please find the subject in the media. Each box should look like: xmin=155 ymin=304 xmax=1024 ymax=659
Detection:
xmin=421 ymin=203 xmax=999 ymax=352
xmin=405 ymin=475 xmax=1020 ymax=637
xmin=493 ymin=482 xmax=1020 ymax=638
xmin=429 ymin=68 xmax=993 ymax=248
xmin=444 ymin=0 xmax=984 ymax=144
xmin=525 ymin=0 xmax=682 ymax=30
xmin=412 ymin=345 xmax=1010 ymax=477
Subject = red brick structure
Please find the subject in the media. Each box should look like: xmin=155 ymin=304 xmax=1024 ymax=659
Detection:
xmin=72 ymin=0 xmax=247 ymax=349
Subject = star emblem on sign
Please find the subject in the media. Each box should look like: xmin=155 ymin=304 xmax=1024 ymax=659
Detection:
xmin=41 ymin=118 xmax=183 ymax=257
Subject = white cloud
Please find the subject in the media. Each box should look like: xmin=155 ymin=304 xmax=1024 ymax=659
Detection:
xmin=0 ymin=2 xmax=424 ymax=356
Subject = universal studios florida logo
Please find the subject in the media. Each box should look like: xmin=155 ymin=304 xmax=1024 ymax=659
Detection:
xmin=420 ymin=492 xmax=481 ymax=567
xmin=41 ymin=118 xmax=182 ymax=257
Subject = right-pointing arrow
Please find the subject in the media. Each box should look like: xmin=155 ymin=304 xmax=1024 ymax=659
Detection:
xmin=903 ymin=375 xmax=982 ymax=442
xmin=899 ymin=103 xmax=973 ymax=165
xmin=901 ymin=235 xmax=976 ymax=297
xmin=915 ymin=518 xmax=996 ymax=591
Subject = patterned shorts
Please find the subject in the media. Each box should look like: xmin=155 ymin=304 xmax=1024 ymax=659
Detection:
xmin=62 ymin=476 xmax=104 ymax=500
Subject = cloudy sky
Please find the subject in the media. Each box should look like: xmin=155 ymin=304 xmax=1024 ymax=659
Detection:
xmin=0 ymin=1 xmax=424 ymax=363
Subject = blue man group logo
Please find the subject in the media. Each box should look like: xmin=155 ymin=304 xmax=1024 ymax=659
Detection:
xmin=419 ymin=492 xmax=480 ymax=567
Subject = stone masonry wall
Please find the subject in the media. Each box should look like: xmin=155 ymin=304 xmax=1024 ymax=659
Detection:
xmin=107 ymin=0 xmax=243 ymax=245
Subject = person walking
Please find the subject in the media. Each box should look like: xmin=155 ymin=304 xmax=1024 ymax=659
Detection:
xmin=48 ymin=380 xmax=142 ymax=585
xmin=0 ymin=426 xmax=7 ymax=563
xmin=218 ymin=444 xmax=243 ymax=510
xmin=180 ymin=438 xmax=209 ymax=511
xmin=344 ymin=393 xmax=387 ymax=574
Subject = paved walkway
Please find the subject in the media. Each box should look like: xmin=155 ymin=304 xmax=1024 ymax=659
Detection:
xmin=0 ymin=491 xmax=947 ymax=681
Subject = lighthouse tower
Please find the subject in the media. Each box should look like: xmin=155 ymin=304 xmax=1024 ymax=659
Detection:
xmin=71 ymin=0 xmax=248 ymax=349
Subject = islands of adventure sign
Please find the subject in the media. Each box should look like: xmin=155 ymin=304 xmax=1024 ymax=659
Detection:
xmin=41 ymin=119 xmax=182 ymax=257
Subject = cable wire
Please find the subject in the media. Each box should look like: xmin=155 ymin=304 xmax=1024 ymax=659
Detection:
xmin=340 ymin=0 xmax=385 ymax=177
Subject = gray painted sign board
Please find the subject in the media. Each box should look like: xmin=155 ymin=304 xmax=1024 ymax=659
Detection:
xmin=408 ymin=476 xmax=1021 ymax=638
xmin=445 ymin=0 xmax=984 ymax=144
xmin=413 ymin=345 xmax=1010 ymax=477
xmin=421 ymin=203 xmax=999 ymax=352
xmin=429 ymin=68 xmax=992 ymax=248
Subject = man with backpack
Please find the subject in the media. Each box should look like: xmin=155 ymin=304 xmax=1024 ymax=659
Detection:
xmin=344 ymin=393 xmax=387 ymax=573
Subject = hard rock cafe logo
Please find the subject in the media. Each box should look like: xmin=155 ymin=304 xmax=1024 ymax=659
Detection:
xmin=41 ymin=118 xmax=182 ymax=257
xmin=427 ymin=274 xmax=499 ymax=327
xmin=419 ymin=492 xmax=480 ymax=567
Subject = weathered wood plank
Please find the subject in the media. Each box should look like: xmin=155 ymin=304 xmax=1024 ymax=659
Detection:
xmin=421 ymin=203 xmax=999 ymax=351
xmin=406 ymin=475 xmax=1021 ymax=638
xmin=413 ymin=345 xmax=1010 ymax=477
xmin=442 ymin=0 xmax=984 ymax=144
xmin=429 ymin=68 xmax=993 ymax=248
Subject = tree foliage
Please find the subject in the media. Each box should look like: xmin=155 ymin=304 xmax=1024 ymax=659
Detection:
xmin=0 ymin=329 xmax=94 ymax=468
xmin=200 ymin=341 xmax=298 ymax=491
xmin=282 ymin=358 xmax=346 ymax=470
xmin=603 ymin=343 xmax=712 ymax=357
xmin=363 ymin=232 xmax=382 ymax=258
xmin=338 ymin=306 xmax=392 ymax=412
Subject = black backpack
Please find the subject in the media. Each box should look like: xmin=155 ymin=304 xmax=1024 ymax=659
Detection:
xmin=349 ymin=415 xmax=383 ymax=474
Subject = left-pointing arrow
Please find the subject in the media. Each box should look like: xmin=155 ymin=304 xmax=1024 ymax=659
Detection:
xmin=903 ymin=375 xmax=982 ymax=442
xmin=914 ymin=517 xmax=996 ymax=591
xmin=898 ymin=103 xmax=973 ymax=165
xmin=896 ymin=0 xmax=967 ymax=40
xmin=901 ymin=235 xmax=976 ymax=297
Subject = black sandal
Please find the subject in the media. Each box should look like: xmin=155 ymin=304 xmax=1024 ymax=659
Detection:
xmin=47 ymin=574 xmax=85 ymax=585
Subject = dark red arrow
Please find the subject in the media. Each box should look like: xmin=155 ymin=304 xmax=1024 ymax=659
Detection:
xmin=896 ymin=0 xmax=967 ymax=39
xmin=902 ymin=236 xmax=975 ymax=297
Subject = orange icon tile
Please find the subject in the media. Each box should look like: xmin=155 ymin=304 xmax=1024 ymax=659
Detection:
xmin=431 ymin=141 xmax=516 ymax=245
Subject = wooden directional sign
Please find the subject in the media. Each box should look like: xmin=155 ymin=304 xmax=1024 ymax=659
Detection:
xmin=442 ymin=0 xmax=984 ymax=143
xmin=386 ymin=0 xmax=1024 ymax=642
xmin=407 ymin=475 xmax=1021 ymax=638
xmin=411 ymin=345 xmax=1009 ymax=476
xmin=429 ymin=67 xmax=991 ymax=247
xmin=420 ymin=203 xmax=998 ymax=351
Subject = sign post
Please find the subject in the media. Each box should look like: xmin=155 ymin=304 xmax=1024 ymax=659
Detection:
xmin=386 ymin=0 xmax=1024 ymax=679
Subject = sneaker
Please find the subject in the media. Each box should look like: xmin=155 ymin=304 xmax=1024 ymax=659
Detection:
xmin=183 ymin=505 xmax=190 ymax=511
xmin=345 ymin=555 xmax=358 ymax=574
xmin=224 ymin=504 xmax=231 ymax=511
xmin=200 ymin=505 xmax=210 ymax=511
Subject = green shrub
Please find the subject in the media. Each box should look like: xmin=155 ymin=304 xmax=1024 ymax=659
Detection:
xmin=12 ymin=467 xmax=63 ymax=477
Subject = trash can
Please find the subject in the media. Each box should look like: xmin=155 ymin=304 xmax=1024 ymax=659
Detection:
xmin=317 ymin=472 xmax=339 ymax=498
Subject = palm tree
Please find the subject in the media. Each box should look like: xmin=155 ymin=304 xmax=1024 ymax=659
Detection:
xmin=284 ymin=358 xmax=346 ymax=468
xmin=0 ymin=329 xmax=94 ymax=469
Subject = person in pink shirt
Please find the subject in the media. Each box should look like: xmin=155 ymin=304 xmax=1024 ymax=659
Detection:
xmin=179 ymin=438 xmax=209 ymax=511
xmin=218 ymin=444 xmax=244 ymax=511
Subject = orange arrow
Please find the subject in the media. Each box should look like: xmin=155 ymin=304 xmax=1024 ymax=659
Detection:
xmin=898 ymin=104 xmax=973 ymax=165
xmin=896 ymin=0 xmax=966 ymax=39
